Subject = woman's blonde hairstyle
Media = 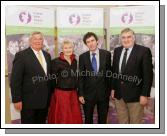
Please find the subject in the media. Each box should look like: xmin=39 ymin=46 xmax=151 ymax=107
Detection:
xmin=61 ymin=39 xmax=74 ymax=49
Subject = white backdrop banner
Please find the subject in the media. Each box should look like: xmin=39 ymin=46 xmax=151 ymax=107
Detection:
xmin=110 ymin=6 xmax=155 ymax=35
xmin=6 ymin=6 xmax=55 ymax=27
xmin=57 ymin=7 xmax=103 ymax=28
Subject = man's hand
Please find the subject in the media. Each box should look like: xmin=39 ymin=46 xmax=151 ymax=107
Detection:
xmin=79 ymin=96 xmax=85 ymax=104
xmin=140 ymin=96 xmax=148 ymax=106
xmin=111 ymin=90 xmax=115 ymax=100
xmin=14 ymin=101 xmax=22 ymax=111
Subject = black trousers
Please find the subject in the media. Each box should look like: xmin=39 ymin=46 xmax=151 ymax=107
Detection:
xmin=83 ymin=98 xmax=109 ymax=124
xmin=21 ymin=108 xmax=48 ymax=124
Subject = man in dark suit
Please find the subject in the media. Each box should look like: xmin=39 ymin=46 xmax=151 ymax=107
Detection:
xmin=78 ymin=32 xmax=112 ymax=124
xmin=10 ymin=31 xmax=51 ymax=124
xmin=111 ymin=28 xmax=153 ymax=124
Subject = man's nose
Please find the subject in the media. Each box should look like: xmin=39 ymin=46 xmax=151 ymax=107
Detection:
xmin=124 ymin=38 xmax=129 ymax=42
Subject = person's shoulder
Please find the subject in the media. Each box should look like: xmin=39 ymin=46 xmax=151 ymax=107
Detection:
xmin=15 ymin=47 xmax=30 ymax=57
xmin=115 ymin=46 xmax=122 ymax=50
xmin=52 ymin=57 xmax=60 ymax=64
xmin=99 ymin=49 xmax=111 ymax=58
xmin=134 ymin=44 xmax=150 ymax=52
xmin=113 ymin=46 xmax=122 ymax=53
xmin=79 ymin=51 xmax=89 ymax=58
xmin=99 ymin=49 xmax=110 ymax=54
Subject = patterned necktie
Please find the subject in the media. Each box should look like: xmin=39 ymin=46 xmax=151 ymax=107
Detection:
xmin=37 ymin=51 xmax=44 ymax=69
xmin=121 ymin=48 xmax=129 ymax=74
xmin=92 ymin=53 xmax=97 ymax=73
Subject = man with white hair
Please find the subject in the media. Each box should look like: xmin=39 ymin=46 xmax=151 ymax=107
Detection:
xmin=10 ymin=31 xmax=51 ymax=124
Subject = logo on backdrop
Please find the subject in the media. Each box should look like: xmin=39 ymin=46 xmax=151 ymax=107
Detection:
xmin=69 ymin=14 xmax=80 ymax=26
xmin=121 ymin=13 xmax=133 ymax=24
xmin=19 ymin=11 xmax=32 ymax=24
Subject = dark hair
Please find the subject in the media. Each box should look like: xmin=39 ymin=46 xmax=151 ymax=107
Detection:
xmin=83 ymin=32 xmax=98 ymax=44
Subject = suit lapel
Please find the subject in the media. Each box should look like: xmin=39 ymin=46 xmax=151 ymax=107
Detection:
xmin=98 ymin=49 xmax=103 ymax=72
xmin=28 ymin=47 xmax=46 ymax=76
xmin=42 ymin=51 xmax=49 ymax=75
xmin=124 ymin=44 xmax=137 ymax=73
xmin=86 ymin=51 xmax=94 ymax=71
xmin=116 ymin=47 xmax=123 ymax=73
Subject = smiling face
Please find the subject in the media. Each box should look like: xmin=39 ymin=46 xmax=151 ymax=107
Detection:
xmin=120 ymin=31 xmax=135 ymax=48
xmin=30 ymin=33 xmax=44 ymax=51
xmin=62 ymin=43 xmax=74 ymax=57
xmin=85 ymin=36 xmax=98 ymax=52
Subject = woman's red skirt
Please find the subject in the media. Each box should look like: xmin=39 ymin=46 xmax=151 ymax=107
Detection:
xmin=48 ymin=88 xmax=83 ymax=124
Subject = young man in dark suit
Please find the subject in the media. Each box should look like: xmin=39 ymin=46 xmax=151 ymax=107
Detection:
xmin=111 ymin=28 xmax=153 ymax=124
xmin=78 ymin=32 xmax=112 ymax=124
xmin=10 ymin=32 xmax=51 ymax=124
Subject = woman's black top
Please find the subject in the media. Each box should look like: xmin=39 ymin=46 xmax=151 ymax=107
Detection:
xmin=51 ymin=53 xmax=78 ymax=91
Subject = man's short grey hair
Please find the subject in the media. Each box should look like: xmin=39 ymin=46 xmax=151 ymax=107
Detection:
xmin=29 ymin=31 xmax=44 ymax=39
xmin=121 ymin=28 xmax=135 ymax=35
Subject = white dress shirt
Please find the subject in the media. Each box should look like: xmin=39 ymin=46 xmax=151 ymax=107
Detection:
xmin=31 ymin=47 xmax=47 ymax=74
xmin=119 ymin=46 xmax=133 ymax=73
xmin=90 ymin=48 xmax=100 ymax=72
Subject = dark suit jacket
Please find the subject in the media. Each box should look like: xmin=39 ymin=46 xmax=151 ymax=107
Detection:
xmin=78 ymin=49 xmax=112 ymax=101
xmin=10 ymin=47 xmax=51 ymax=109
xmin=112 ymin=44 xmax=153 ymax=102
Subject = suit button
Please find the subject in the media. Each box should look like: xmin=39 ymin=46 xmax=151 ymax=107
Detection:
xmin=121 ymin=81 xmax=124 ymax=84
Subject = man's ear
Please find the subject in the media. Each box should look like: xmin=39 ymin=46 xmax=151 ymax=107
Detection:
xmin=133 ymin=35 xmax=136 ymax=42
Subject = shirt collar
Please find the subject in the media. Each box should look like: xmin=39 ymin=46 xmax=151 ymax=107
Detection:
xmin=90 ymin=48 xmax=99 ymax=56
xmin=123 ymin=46 xmax=133 ymax=52
xmin=31 ymin=47 xmax=42 ymax=55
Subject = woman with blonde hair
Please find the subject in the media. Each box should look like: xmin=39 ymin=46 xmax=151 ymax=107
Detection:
xmin=48 ymin=39 xmax=83 ymax=124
